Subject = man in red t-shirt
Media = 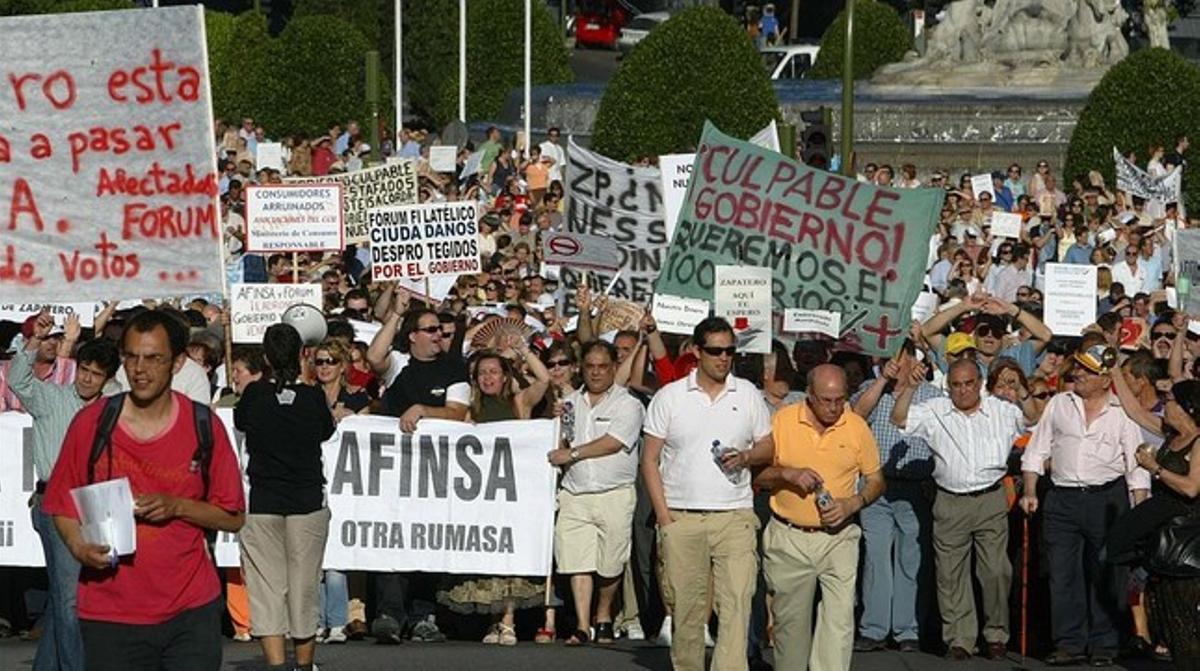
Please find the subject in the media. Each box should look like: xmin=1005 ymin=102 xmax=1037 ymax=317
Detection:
xmin=43 ymin=310 xmax=245 ymax=671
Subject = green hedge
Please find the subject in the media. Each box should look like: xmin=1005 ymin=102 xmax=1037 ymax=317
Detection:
xmin=1067 ymin=48 xmax=1200 ymax=212
xmin=809 ymin=0 xmax=911 ymax=80
xmin=591 ymin=6 xmax=778 ymax=162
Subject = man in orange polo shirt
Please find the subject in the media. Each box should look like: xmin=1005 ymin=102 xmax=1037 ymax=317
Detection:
xmin=754 ymin=364 xmax=885 ymax=671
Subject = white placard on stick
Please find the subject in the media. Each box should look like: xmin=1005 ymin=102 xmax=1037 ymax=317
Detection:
xmin=971 ymin=174 xmax=995 ymax=201
xmin=1043 ymin=263 xmax=1098 ymax=336
xmin=659 ymin=153 xmax=695 ymax=243
xmin=429 ymin=145 xmax=457 ymax=173
xmin=244 ymin=184 xmax=344 ymax=253
xmin=652 ymin=293 xmax=710 ymax=336
xmin=0 ymin=302 xmax=98 ymax=328
xmin=782 ymin=309 xmax=842 ymax=337
xmin=368 ymin=202 xmax=480 ymax=281
xmin=230 ymin=283 xmax=323 ymax=343
xmin=0 ymin=6 xmax=222 ymax=302
xmin=991 ymin=212 xmax=1023 ymax=239
xmin=256 ymin=142 xmax=284 ymax=171
xmin=714 ymin=266 xmax=772 ymax=354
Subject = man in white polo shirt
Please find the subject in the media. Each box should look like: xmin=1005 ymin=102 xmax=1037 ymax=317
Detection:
xmin=547 ymin=340 xmax=645 ymax=645
xmin=642 ymin=317 xmax=774 ymax=671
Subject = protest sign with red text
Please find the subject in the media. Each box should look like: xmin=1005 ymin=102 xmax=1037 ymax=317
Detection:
xmin=0 ymin=7 xmax=221 ymax=301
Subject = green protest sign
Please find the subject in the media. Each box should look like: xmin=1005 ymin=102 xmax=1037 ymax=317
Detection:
xmin=654 ymin=122 xmax=945 ymax=357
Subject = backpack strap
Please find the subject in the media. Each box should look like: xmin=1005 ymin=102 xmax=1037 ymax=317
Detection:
xmin=191 ymin=401 xmax=214 ymax=501
xmin=87 ymin=393 xmax=126 ymax=485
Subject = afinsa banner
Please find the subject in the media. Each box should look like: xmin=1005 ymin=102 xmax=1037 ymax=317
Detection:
xmin=2 ymin=412 xmax=557 ymax=575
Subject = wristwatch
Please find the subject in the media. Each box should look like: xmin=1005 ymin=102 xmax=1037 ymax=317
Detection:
xmin=569 ymin=447 xmax=582 ymax=463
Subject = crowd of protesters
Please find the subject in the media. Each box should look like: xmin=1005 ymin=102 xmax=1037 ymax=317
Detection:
xmin=0 ymin=114 xmax=1197 ymax=671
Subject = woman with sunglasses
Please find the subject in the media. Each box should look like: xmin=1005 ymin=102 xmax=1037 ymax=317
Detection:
xmin=437 ymin=346 xmax=551 ymax=645
xmin=536 ymin=342 xmax=578 ymax=418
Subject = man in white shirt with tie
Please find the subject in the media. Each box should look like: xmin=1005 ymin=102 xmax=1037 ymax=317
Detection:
xmin=892 ymin=358 xmax=1026 ymax=662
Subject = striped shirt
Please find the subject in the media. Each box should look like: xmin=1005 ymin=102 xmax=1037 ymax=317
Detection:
xmin=851 ymin=378 xmax=942 ymax=480
xmin=0 ymin=354 xmax=76 ymax=413
xmin=5 ymin=348 xmax=86 ymax=482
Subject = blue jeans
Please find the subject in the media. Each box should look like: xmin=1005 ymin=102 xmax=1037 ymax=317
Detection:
xmin=32 ymin=500 xmax=85 ymax=671
xmin=319 ymin=570 xmax=348 ymax=629
xmin=858 ymin=479 xmax=929 ymax=643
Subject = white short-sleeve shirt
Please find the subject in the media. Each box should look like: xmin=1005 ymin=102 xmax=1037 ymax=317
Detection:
xmin=644 ymin=371 xmax=772 ymax=510
xmin=561 ymin=384 xmax=645 ymax=494
xmin=902 ymin=395 xmax=1025 ymax=493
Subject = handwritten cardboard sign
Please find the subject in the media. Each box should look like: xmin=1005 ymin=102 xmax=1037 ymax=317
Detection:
xmin=651 ymin=293 xmax=710 ymax=336
xmin=0 ymin=7 xmax=222 ymax=301
xmin=429 ymin=145 xmax=457 ymax=173
xmin=368 ymin=202 xmax=480 ymax=280
xmin=244 ymin=184 xmax=344 ymax=253
xmin=655 ymin=122 xmax=943 ymax=357
xmin=782 ymin=308 xmax=841 ymax=337
xmin=287 ymin=161 xmax=418 ymax=243
xmin=230 ymin=283 xmax=323 ymax=343
xmin=990 ymin=212 xmax=1022 ymax=239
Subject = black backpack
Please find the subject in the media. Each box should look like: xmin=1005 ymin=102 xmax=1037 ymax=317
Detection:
xmin=86 ymin=392 xmax=215 ymax=498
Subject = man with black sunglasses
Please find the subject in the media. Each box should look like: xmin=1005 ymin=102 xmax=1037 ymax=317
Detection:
xmin=642 ymin=317 xmax=775 ymax=671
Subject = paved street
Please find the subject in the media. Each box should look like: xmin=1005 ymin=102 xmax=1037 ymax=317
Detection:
xmin=569 ymin=44 xmax=621 ymax=83
xmin=0 ymin=637 xmax=1176 ymax=671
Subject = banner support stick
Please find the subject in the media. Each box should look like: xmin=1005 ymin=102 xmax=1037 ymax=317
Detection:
xmin=292 ymin=253 xmax=300 ymax=284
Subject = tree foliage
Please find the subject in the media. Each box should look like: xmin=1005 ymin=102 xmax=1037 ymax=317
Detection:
xmin=591 ymin=6 xmax=778 ymax=162
xmin=809 ymin=0 xmax=911 ymax=80
xmin=1067 ymin=47 xmax=1200 ymax=211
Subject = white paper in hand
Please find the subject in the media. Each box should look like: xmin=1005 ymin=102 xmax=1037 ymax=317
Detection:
xmin=70 ymin=477 xmax=137 ymax=556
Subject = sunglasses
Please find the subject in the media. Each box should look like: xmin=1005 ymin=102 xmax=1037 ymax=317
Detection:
xmin=700 ymin=346 xmax=737 ymax=357
xmin=1032 ymin=391 xmax=1054 ymax=400
xmin=547 ymin=360 xmax=572 ymax=369
xmin=1153 ymin=330 xmax=1176 ymax=340
xmin=975 ymin=325 xmax=1001 ymax=337
xmin=313 ymin=357 xmax=339 ymax=367
xmin=415 ymin=325 xmax=443 ymax=335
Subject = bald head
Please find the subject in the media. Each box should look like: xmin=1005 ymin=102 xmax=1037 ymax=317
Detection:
xmin=806 ymin=364 xmax=848 ymax=428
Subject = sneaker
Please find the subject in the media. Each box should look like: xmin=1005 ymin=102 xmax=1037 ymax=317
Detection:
xmin=324 ymin=626 xmax=347 ymax=644
xmin=623 ymin=622 xmax=646 ymax=641
xmin=370 ymin=614 xmax=404 ymax=645
xmin=410 ymin=616 xmax=446 ymax=642
xmin=655 ymin=616 xmax=672 ymax=647
xmin=854 ymin=636 xmax=887 ymax=652
xmin=315 ymin=628 xmax=327 ymax=644
xmin=233 ymin=632 xmax=252 ymax=642
xmin=705 ymin=626 xmax=714 ymax=648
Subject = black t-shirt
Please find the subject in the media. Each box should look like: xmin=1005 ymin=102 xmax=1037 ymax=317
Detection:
xmin=337 ymin=387 xmax=371 ymax=413
xmin=381 ymin=354 xmax=469 ymax=417
xmin=234 ymin=380 xmax=335 ymax=515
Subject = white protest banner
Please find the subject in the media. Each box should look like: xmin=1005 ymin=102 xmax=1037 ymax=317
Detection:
xmin=991 ymin=212 xmax=1022 ymax=239
xmin=368 ymin=202 xmax=480 ymax=281
xmin=714 ymin=265 xmax=772 ymax=354
xmin=541 ymin=231 xmax=620 ymax=271
xmin=229 ymin=283 xmax=323 ymax=343
xmin=970 ymin=174 xmax=995 ymax=201
xmin=429 ymin=145 xmax=457 ymax=173
xmin=214 ymin=416 xmax=557 ymax=574
xmin=287 ymin=161 xmax=418 ymax=243
xmin=244 ymin=184 xmax=344 ymax=253
xmin=256 ymin=142 xmax=284 ymax=171
xmin=0 ymin=7 xmax=221 ymax=302
xmin=1043 ymin=263 xmax=1098 ymax=336
xmin=1114 ymin=147 xmax=1182 ymax=202
xmin=783 ymin=309 xmax=842 ymax=337
xmin=0 ymin=302 xmax=98 ymax=328
xmin=651 ymin=293 xmax=710 ymax=336
xmin=565 ymin=140 xmax=667 ymax=306
xmin=0 ymin=413 xmax=44 ymax=566
xmin=659 ymin=153 xmax=694 ymax=243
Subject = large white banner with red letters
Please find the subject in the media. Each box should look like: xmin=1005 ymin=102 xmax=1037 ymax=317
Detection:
xmin=0 ymin=7 xmax=221 ymax=301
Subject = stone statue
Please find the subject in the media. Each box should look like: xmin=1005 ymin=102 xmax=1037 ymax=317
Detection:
xmin=873 ymin=0 xmax=1130 ymax=89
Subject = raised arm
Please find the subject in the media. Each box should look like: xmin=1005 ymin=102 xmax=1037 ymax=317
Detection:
xmin=367 ymin=291 xmax=409 ymax=378
xmin=1110 ymin=364 xmax=1165 ymax=436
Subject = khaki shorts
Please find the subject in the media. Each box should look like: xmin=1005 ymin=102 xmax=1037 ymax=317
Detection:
xmin=240 ymin=508 xmax=330 ymax=638
xmin=554 ymin=485 xmax=636 ymax=578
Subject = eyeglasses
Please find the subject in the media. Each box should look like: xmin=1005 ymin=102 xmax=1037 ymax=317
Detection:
xmin=314 ymin=357 xmax=339 ymax=366
xmin=700 ymin=346 xmax=737 ymax=357
xmin=547 ymin=360 xmax=572 ymax=369
xmin=415 ymin=325 xmax=442 ymax=335
xmin=122 ymin=352 xmax=170 ymax=368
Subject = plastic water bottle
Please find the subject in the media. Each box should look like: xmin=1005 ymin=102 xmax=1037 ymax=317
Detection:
xmin=561 ymin=400 xmax=575 ymax=443
xmin=815 ymin=487 xmax=834 ymax=510
xmin=711 ymin=439 xmax=742 ymax=484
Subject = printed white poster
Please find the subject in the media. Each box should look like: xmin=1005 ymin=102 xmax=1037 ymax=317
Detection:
xmin=782 ymin=309 xmax=842 ymax=337
xmin=541 ymin=231 xmax=620 ymax=271
xmin=714 ymin=265 xmax=772 ymax=354
xmin=287 ymin=161 xmax=418 ymax=243
xmin=971 ymin=174 xmax=995 ymax=201
xmin=244 ymin=184 xmax=344 ymax=253
xmin=990 ymin=212 xmax=1023 ymax=239
xmin=429 ymin=145 xmax=457 ymax=173
xmin=0 ymin=302 xmax=98 ymax=328
xmin=1044 ymin=263 xmax=1098 ymax=336
xmin=256 ymin=142 xmax=284 ymax=171
xmin=229 ymin=283 xmax=323 ymax=343
xmin=651 ymin=293 xmax=710 ymax=336
xmin=368 ymin=202 xmax=480 ymax=281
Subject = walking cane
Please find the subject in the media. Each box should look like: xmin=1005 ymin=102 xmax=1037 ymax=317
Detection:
xmin=1021 ymin=514 xmax=1030 ymax=658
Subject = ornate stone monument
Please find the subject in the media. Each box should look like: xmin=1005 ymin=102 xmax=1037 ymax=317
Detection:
xmin=872 ymin=0 xmax=1128 ymax=89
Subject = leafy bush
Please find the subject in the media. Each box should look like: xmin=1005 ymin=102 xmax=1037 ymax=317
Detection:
xmin=259 ymin=15 xmax=373 ymax=136
xmin=1066 ymin=48 xmax=1200 ymax=211
xmin=208 ymin=11 xmax=276 ymax=126
xmin=809 ymin=0 xmax=911 ymax=80
xmin=590 ymin=6 xmax=778 ymax=162
xmin=49 ymin=0 xmax=134 ymax=12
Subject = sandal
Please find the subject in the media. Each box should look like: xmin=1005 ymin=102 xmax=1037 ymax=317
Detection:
xmin=564 ymin=628 xmax=591 ymax=646
xmin=595 ymin=622 xmax=615 ymax=644
xmin=498 ymin=623 xmax=517 ymax=647
xmin=535 ymin=627 xmax=556 ymax=644
xmin=482 ymin=623 xmax=501 ymax=644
